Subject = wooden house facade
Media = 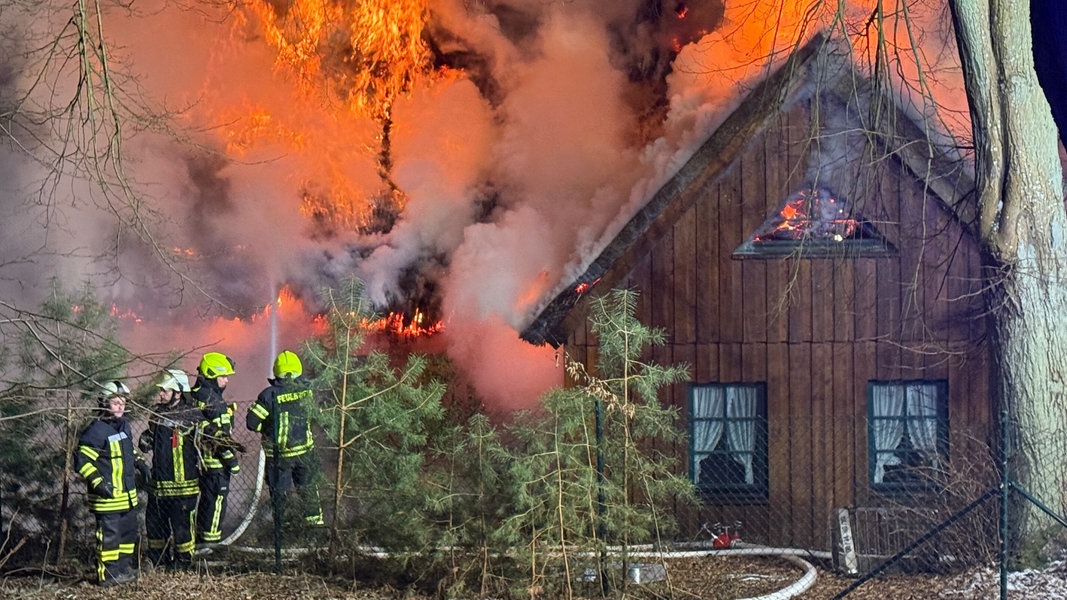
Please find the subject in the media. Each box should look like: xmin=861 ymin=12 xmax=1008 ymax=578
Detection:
xmin=520 ymin=36 xmax=996 ymax=551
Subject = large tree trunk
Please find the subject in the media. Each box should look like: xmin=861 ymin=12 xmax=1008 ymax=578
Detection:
xmin=988 ymin=267 xmax=1067 ymax=537
xmin=950 ymin=0 xmax=1067 ymax=550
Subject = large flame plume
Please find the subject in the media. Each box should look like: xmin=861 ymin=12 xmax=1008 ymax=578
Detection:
xmin=247 ymin=0 xmax=436 ymax=232
xmin=0 ymin=0 xmax=965 ymax=411
xmin=252 ymin=0 xmax=432 ymax=119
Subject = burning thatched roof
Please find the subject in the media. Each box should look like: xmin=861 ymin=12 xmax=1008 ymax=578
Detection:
xmin=519 ymin=32 xmax=976 ymax=348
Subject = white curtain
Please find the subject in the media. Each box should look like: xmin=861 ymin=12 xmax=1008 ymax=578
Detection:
xmin=692 ymin=387 xmax=724 ymax=482
xmin=726 ymin=387 xmax=758 ymax=484
xmin=906 ymin=383 xmax=940 ymax=470
xmin=871 ymin=385 xmax=906 ymax=483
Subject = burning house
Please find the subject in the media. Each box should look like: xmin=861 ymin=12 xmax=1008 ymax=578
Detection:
xmin=520 ymin=34 xmax=993 ymax=550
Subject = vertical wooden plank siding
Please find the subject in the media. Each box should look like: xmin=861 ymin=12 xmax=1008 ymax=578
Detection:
xmin=788 ymin=258 xmax=813 ymax=343
xmin=766 ymin=342 xmax=791 ymax=544
xmin=832 ymin=258 xmax=856 ymax=342
xmin=697 ymin=343 xmax=720 ymax=383
xmin=876 ymin=155 xmax=903 ymax=346
xmin=788 ymin=342 xmax=815 ymax=547
xmin=810 ymin=342 xmax=834 ymax=548
xmin=853 ymin=259 xmax=879 ymax=341
xmin=675 ymin=205 xmax=698 ymax=345
xmin=897 ymin=169 xmax=926 ymax=344
xmin=653 ymin=228 xmax=675 ymax=337
xmin=696 ymin=193 xmax=720 ymax=344
xmin=742 ymin=342 xmax=767 ymax=391
xmin=853 ymin=340 xmax=876 ymax=506
xmin=552 ymin=71 xmax=996 ymax=549
xmin=720 ymin=342 xmax=743 ymax=383
xmin=743 ymin=133 xmax=769 ymax=344
xmin=765 ymin=109 xmax=793 ymax=343
xmin=722 ymin=173 xmax=745 ymax=344
xmin=786 ymin=97 xmax=814 ymax=345
xmin=921 ymin=186 xmax=953 ymax=348
xmin=832 ymin=341 xmax=857 ymax=524
xmin=633 ymin=255 xmax=653 ymax=341
xmin=810 ymin=260 xmax=835 ymax=342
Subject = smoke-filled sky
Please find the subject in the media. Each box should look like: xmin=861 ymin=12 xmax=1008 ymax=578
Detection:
xmin=0 ymin=0 xmax=960 ymax=409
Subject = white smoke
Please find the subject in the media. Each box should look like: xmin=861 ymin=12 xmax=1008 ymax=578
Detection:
xmin=0 ymin=0 xmax=959 ymax=409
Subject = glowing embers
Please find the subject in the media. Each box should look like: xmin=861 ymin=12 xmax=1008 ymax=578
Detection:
xmin=574 ymin=277 xmax=602 ymax=296
xmin=732 ymin=186 xmax=896 ymax=259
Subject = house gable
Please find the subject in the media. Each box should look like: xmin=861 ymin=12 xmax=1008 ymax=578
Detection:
xmin=519 ymin=33 xmax=976 ymax=348
xmin=520 ymin=34 xmax=831 ymax=347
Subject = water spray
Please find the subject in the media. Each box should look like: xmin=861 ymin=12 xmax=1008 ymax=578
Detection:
xmin=270 ymin=280 xmax=278 ymax=364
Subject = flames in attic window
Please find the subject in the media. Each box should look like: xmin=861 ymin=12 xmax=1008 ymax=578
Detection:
xmin=732 ymin=186 xmax=896 ymax=259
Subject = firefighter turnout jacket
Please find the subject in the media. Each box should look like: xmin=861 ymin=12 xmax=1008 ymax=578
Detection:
xmin=75 ymin=416 xmax=141 ymax=513
xmin=138 ymin=396 xmax=201 ymax=497
xmin=194 ymin=379 xmax=241 ymax=474
xmin=247 ymin=377 xmax=315 ymax=458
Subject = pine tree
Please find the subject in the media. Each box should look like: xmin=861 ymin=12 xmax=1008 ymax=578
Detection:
xmin=503 ymin=288 xmax=696 ymax=597
xmin=303 ymin=277 xmax=446 ymax=558
xmin=425 ymin=414 xmax=522 ymax=596
xmin=4 ymin=280 xmax=129 ymax=563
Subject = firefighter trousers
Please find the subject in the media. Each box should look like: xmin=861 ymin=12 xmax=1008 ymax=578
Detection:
xmin=93 ymin=508 xmax=139 ymax=584
xmin=145 ymin=494 xmax=197 ymax=566
xmin=197 ymin=470 xmax=230 ymax=543
xmin=266 ymin=454 xmax=324 ymax=525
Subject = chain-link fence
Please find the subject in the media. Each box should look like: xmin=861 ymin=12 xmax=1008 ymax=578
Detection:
xmin=3 ymin=391 xmax=1067 ymax=599
xmin=677 ymin=413 xmax=1067 ymax=599
xmin=0 ymin=394 xmax=278 ymax=574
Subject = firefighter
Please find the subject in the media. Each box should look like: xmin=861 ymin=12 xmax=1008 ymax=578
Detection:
xmin=192 ymin=352 xmax=243 ymax=546
xmin=138 ymin=369 xmax=201 ymax=569
xmin=74 ymin=380 xmax=148 ymax=587
xmin=246 ymin=350 xmax=324 ymax=526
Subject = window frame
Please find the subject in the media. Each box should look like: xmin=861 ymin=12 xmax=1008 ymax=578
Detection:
xmin=688 ymin=382 xmax=769 ymax=503
xmin=867 ymin=379 xmax=949 ymax=494
xmin=732 ymin=186 xmax=897 ymax=259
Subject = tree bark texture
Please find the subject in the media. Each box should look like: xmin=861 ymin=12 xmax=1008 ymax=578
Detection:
xmin=950 ymin=0 xmax=1067 ymax=550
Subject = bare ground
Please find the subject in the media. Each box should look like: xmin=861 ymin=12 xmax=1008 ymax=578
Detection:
xmin=4 ymin=555 xmax=1067 ymax=600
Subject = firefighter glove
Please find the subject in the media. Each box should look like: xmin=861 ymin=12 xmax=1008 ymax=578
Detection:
xmin=95 ymin=481 xmax=114 ymax=498
xmin=136 ymin=462 xmax=152 ymax=489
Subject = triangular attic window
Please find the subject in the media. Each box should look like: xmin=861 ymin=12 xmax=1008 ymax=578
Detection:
xmin=732 ymin=186 xmax=896 ymax=259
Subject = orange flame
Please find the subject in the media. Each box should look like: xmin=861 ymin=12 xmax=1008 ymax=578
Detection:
xmin=575 ymin=277 xmax=602 ymax=295
xmin=247 ymin=0 xmax=432 ymax=119
xmin=232 ymin=0 xmax=436 ymax=232
xmin=361 ymin=309 xmax=443 ymax=339
xmin=109 ymin=304 xmax=144 ymax=325
xmin=757 ymin=189 xmax=858 ymax=241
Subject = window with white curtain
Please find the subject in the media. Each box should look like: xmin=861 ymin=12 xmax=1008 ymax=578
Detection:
xmin=689 ymin=383 xmax=768 ymax=500
xmin=868 ymin=380 xmax=948 ymax=491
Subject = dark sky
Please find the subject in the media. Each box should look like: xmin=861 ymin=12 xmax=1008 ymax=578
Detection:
xmin=1032 ymin=0 xmax=1067 ymax=140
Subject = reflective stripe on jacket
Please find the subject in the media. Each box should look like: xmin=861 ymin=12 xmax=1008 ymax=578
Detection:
xmin=194 ymin=378 xmax=238 ymax=473
xmin=138 ymin=398 xmax=201 ymax=498
xmin=75 ymin=417 xmax=140 ymax=513
xmin=247 ymin=378 xmax=315 ymax=458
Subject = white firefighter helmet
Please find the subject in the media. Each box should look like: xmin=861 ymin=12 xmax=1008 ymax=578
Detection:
xmin=154 ymin=368 xmax=191 ymax=393
xmin=97 ymin=380 xmax=131 ymax=408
